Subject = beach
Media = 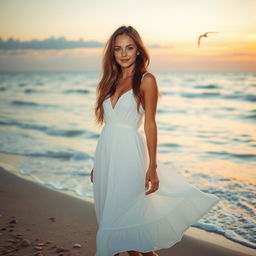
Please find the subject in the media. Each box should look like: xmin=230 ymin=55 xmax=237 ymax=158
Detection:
xmin=1 ymin=165 xmax=255 ymax=256
xmin=1 ymin=71 xmax=255 ymax=248
xmin=1 ymin=0 xmax=256 ymax=251
xmin=0 ymin=71 xmax=255 ymax=254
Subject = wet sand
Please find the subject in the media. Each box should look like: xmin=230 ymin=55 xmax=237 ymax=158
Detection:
xmin=0 ymin=156 xmax=255 ymax=256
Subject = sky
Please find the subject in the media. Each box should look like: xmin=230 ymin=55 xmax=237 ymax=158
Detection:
xmin=0 ymin=0 xmax=255 ymax=72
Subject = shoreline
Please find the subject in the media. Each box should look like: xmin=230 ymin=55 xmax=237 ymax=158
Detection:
xmin=0 ymin=157 xmax=255 ymax=255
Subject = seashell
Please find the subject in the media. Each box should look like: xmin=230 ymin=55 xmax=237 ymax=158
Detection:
xmin=7 ymin=238 xmax=19 ymax=243
xmin=9 ymin=219 xmax=18 ymax=224
xmin=56 ymin=246 xmax=65 ymax=252
xmin=21 ymin=239 xmax=31 ymax=247
xmin=73 ymin=243 xmax=81 ymax=248
xmin=33 ymin=252 xmax=44 ymax=256
xmin=49 ymin=217 xmax=56 ymax=222
xmin=34 ymin=246 xmax=43 ymax=251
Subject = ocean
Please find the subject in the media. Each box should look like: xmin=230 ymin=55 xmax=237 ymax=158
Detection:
xmin=0 ymin=71 xmax=255 ymax=249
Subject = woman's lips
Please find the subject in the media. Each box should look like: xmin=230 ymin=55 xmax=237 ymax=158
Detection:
xmin=121 ymin=59 xmax=129 ymax=62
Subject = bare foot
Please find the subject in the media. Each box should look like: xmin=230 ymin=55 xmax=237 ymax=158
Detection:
xmin=127 ymin=251 xmax=142 ymax=256
xmin=141 ymin=252 xmax=159 ymax=256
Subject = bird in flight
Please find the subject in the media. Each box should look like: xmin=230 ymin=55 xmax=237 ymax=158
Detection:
xmin=198 ymin=32 xmax=219 ymax=48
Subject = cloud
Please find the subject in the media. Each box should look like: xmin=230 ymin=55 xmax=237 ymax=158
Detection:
xmin=0 ymin=36 xmax=104 ymax=50
xmin=147 ymin=44 xmax=162 ymax=48
xmin=228 ymin=52 xmax=256 ymax=57
xmin=0 ymin=37 xmax=163 ymax=50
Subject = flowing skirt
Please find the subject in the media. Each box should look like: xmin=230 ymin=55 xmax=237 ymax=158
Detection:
xmin=92 ymin=124 xmax=220 ymax=256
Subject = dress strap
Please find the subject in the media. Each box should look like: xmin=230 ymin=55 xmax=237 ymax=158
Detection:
xmin=141 ymin=71 xmax=149 ymax=80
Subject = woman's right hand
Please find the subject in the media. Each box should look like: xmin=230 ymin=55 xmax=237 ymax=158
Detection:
xmin=90 ymin=168 xmax=94 ymax=183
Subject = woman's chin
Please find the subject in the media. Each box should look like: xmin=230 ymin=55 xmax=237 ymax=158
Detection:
xmin=118 ymin=62 xmax=135 ymax=69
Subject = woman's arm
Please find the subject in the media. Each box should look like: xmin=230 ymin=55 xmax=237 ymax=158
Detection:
xmin=141 ymin=73 xmax=159 ymax=195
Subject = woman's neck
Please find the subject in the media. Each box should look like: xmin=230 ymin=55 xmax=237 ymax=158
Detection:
xmin=120 ymin=67 xmax=135 ymax=79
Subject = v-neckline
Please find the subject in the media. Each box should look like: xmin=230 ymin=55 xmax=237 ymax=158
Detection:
xmin=109 ymin=88 xmax=133 ymax=110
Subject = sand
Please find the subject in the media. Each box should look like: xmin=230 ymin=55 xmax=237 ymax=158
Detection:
xmin=0 ymin=153 xmax=255 ymax=256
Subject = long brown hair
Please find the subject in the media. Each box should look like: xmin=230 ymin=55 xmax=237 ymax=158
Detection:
xmin=94 ymin=25 xmax=150 ymax=126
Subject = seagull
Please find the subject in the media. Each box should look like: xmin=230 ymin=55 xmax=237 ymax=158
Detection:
xmin=198 ymin=32 xmax=219 ymax=48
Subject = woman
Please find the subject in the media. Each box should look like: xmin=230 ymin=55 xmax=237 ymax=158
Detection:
xmin=90 ymin=25 xmax=220 ymax=256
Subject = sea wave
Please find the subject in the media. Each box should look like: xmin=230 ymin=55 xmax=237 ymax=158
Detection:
xmin=0 ymin=120 xmax=98 ymax=138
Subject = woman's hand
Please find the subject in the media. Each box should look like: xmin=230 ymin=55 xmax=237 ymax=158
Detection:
xmin=145 ymin=165 xmax=159 ymax=195
xmin=90 ymin=168 xmax=94 ymax=183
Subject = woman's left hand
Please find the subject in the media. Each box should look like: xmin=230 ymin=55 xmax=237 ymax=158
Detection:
xmin=145 ymin=166 xmax=159 ymax=195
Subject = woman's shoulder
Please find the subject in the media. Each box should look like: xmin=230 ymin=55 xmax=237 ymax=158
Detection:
xmin=140 ymin=72 xmax=157 ymax=92
xmin=141 ymin=71 xmax=156 ymax=81
xmin=141 ymin=71 xmax=156 ymax=84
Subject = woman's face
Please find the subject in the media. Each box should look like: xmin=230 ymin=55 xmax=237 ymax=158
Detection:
xmin=114 ymin=34 xmax=138 ymax=69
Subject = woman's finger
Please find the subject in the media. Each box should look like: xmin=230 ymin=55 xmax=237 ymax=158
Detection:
xmin=145 ymin=182 xmax=156 ymax=195
xmin=90 ymin=169 xmax=94 ymax=183
xmin=145 ymin=179 xmax=160 ymax=195
xmin=145 ymin=174 xmax=149 ymax=189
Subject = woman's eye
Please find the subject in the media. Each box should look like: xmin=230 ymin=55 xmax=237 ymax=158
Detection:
xmin=114 ymin=48 xmax=120 ymax=51
xmin=128 ymin=47 xmax=134 ymax=50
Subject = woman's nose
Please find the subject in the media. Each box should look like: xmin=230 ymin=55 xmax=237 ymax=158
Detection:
xmin=121 ymin=50 xmax=127 ymax=57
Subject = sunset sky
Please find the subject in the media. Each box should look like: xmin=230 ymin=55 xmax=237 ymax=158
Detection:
xmin=0 ymin=0 xmax=255 ymax=72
